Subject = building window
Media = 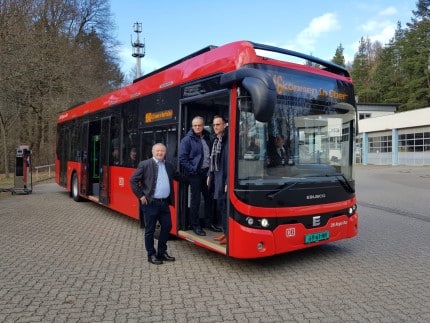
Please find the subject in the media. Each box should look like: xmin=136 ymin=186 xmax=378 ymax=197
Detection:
xmin=368 ymin=135 xmax=392 ymax=153
xmin=399 ymin=131 xmax=430 ymax=152
xmin=359 ymin=113 xmax=371 ymax=120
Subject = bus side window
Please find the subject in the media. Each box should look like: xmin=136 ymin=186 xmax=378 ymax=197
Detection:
xmin=166 ymin=129 xmax=178 ymax=164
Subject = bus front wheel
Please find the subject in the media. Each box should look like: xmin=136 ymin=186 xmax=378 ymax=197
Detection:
xmin=71 ymin=173 xmax=82 ymax=202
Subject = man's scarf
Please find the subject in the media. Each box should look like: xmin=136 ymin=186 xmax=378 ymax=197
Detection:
xmin=210 ymin=136 xmax=223 ymax=172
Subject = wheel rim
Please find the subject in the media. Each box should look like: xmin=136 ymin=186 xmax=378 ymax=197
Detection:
xmin=72 ymin=175 xmax=78 ymax=197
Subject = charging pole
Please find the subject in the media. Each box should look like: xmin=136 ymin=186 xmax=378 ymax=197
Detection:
xmin=13 ymin=145 xmax=32 ymax=194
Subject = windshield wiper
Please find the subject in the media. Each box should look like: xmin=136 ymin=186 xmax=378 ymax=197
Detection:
xmin=334 ymin=173 xmax=355 ymax=193
xmin=266 ymin=181 xmax=299 ymax=200
xmin=304 ymin=173 xmax=355 ymax=193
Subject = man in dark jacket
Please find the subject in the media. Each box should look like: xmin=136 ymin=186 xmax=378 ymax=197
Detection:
xmin=130 ymin=143 xmax=176 ymax=265
xmin=179 ymin=116 xmax=219 ymax=236
xmin=267 ymin=134 xmax=289 ymax=167
xmin=208 ymin=116 xmax=229 ymax=244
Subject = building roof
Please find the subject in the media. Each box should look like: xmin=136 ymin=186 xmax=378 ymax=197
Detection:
xmin=357 ymin=103 xmax=397 ymax=113
xmin=358 ymin=107 xmax=430 ymax=133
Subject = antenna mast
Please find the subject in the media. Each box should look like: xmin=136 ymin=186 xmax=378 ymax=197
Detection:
xmin=131 ymin=22 xmax=145 ymax=78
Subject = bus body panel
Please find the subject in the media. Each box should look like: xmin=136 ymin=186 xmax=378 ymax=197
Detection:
xmin=66 ymin=161 xmax=82 ymax=192
xmin=227 ymin=195 xmax=358 ymax=258
xmin=227 ymin=212 xmax=358 ymax=259
xmin=228 ymin=218 xmax=276 ymax=258
xmin=231 ymin=194 xmax=357 ymax=217
xmin=108 ymin=167 xmax=139 ymax=219
xmin=272 ymin=213 xmax=358 ymax=255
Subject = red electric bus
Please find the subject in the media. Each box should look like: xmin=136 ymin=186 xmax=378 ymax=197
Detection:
xmin=56 ymin=41 xmax=358 ymax=259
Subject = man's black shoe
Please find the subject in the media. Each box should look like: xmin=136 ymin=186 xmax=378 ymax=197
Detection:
xmin=193 ymin=227 xmax=206 ymax=236
xmin=207 ymin=224 xmax=222 ymax=232
xmin=148 ymin=255 xmax=163 ymax=265
xmin=157 ymin=252 xmax=175 ymax=261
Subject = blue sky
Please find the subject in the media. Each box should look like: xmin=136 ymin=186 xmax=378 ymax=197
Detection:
xmin=110 ymin=0 xmax=416 ymax=78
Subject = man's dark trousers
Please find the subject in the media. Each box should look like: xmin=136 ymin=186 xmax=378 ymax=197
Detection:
xmin=141 ymin=200 xmax=172 ymax=257
xmin=188 ymin=171 xmax=212 ymax=230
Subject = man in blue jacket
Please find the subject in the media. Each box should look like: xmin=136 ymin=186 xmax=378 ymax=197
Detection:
xmin=179 ymin=116 xmax=220 ymax=236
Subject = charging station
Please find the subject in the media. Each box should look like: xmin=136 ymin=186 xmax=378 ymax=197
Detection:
xmin=12 ymin=145 xmax=32 ymax=194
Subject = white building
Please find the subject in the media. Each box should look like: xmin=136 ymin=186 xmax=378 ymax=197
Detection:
xmin=357 ymin=106 xmax=430 ymax=165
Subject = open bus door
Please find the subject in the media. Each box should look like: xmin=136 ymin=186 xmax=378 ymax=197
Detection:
xmin=99 ymin=117 xmax=111 ymax=205
xmin=83 ymin=117 xmax=109 ymax=205
xmin=177 ymin=90 xmax=230 ymax=246
xmin=58 ymin=127 xmax=69 ymax=186
xmin=80 ymin=122 xmax=90 ymax=195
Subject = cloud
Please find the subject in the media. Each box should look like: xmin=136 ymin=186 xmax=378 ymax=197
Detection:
xmin=295 ymin=13 xmax=340 ymax=52
xmin=359 ymin=19 xmax=396 ymax=45
xmin=356 ymin=5 xmax=401 ymax=47
xmin=379 ymin=6 xmax=397 ymax=16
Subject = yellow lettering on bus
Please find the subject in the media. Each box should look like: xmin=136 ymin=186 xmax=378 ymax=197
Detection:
xmin=272 ymin=74 xmax=348 ymax=101
xmin=329 ymin=90 xmax=348 ymax=100
xmin=145 ymin=109 xmax=173 ymax=123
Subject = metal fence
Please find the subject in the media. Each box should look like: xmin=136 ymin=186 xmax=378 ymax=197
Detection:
xmin=34 ymin=164 xmax=55 ymax=180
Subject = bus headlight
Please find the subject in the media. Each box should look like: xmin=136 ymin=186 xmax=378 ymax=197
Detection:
xmin=260 ymin=218 xmax=269 ymax=228
xmin=246 ymin=217 xmax=254 ymax=226
xmin=347 ymin=204 xmax=357 ymax=215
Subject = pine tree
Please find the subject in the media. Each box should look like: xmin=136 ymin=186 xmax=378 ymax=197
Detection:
xmin=400 ymin=0 xmax=430 ymax=110
xmin=351 ymin=37 xmax=381 ymax=103
xmin=369 ymin=22 xmax=405 ymax=105
xmin=332 ymin=43 xmax=346 ymax=67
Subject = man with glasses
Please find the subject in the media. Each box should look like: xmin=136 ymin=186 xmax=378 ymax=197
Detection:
xmin=179 ymin=116 xmax=220 ymax=236
xmin=208 ymin=116 xmax=229 ymax=244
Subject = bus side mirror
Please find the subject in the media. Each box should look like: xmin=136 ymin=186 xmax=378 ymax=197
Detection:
xmin=242 ymin=76 xmax=276 ymax=122
xmin=220 ymin=68 xmax=277 ymax=122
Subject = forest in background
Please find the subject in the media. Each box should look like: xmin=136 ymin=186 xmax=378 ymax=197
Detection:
xmin=0 ymin=0 xmax=429 ymax=175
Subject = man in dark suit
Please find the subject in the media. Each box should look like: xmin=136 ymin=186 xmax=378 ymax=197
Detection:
xmin=208 ymin=116 xmax=229 ymax=244
xmin=130 ymin=143 xmax=176 ymax=265
xmin=267 ymin=134 xmax=289 ymax=167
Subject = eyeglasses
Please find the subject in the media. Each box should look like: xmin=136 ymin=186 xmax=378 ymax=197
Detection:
xmin=192 ymin=124 xmax=203 ymax=127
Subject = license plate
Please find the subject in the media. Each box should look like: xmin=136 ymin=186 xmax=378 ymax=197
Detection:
xmin=304 ymin=231 xmax=330 ymax=244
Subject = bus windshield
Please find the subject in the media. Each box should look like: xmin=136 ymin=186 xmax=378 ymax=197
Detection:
xmin=236 ymin=65 xmax=356 ymax=192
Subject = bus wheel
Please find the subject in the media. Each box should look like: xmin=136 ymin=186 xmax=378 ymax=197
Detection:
xmin=71 ymin=173 xmax=82 ymax=202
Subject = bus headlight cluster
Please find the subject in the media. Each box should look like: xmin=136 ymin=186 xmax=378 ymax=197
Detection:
xmin=347 ymin=204 xmax=357 ymax=215
xmin=245 ymin=216 xmax=270 ymax=228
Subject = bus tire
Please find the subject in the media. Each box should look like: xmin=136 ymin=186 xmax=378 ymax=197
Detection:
xmin=71 ymin=173 xmax=82 ymax=202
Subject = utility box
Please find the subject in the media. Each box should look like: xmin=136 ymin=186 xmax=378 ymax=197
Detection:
xmin=13 ymin=145 xmax=32 ymax=194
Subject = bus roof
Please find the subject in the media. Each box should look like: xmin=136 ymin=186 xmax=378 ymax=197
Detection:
xmin=58 ymin=40 xmax=352 ymax=123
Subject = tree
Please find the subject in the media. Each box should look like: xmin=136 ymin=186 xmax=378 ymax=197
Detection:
xmin=332 ymin=43 xmax=345 ymax=67
xmin=350 ymin=37 xmax=379 ymax=103
xmin=399 ymin=0 xmax=430 ymax=110
xmin=371 ymin=33 xmax=403 ymax=105
xmin=0 ymin=0 xmax=124 ymax=174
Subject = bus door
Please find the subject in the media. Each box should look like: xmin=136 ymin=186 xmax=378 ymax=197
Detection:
xmin=80 ymin=122 xmax=90 ymax=195
xmin=177 ymin=90 xmax=230 ymax=232
xmin=98 ymin=116 xmax=111 ymax=205
xmin=58 ymin=127 xmax=69 ymax=186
